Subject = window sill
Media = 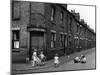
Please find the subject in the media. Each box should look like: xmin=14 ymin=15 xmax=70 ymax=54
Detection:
xmin=50 ymin=48 xmax=56 ymax=50
xmin=12 ymin=18 xmax=20 ymax=21
xmin=12 ymin=48 xmax=20 ymax=52
xmin=48 ymin=47 xmax=64 ymax=51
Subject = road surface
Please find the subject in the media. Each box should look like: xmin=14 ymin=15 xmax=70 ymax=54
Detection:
xmin=31 ymin=49 xmax=95 ymax=72
xmin=12 ymin=48 xmax=96 ymax=74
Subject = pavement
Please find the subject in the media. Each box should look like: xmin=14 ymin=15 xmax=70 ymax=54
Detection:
xmin=12 ymin=55 xmax=68 ymax=71
xmin=12 ymin=48 xmax=95 ymax=73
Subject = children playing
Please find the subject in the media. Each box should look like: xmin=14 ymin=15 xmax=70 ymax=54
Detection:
xmin=54 ymin=53 xmax=60 ymax=67
xmin=32 ymin=48 xmax=46 ymax=66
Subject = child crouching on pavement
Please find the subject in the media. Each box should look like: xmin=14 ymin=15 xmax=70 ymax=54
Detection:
xmin=54 ymin=53 xmax=60 ymax=67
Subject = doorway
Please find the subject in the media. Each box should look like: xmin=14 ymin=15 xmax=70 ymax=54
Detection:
xmin=29 ymin=31 xmax=44 ymax=60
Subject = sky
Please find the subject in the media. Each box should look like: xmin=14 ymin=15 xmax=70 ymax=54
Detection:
xmin=67 ymin=4 xmax=95 ymax=32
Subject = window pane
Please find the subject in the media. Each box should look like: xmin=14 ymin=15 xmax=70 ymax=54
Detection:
xmin=69 ymin=41 xmax=71 ymax=48
xmin=51 ymin=33 xmax=53 ymax=40
xmin=54 ymin=34 xmax=56 ymax=41
xmin=51 ymin=41 xmax=54 ymax=48
xmin=60 ymin=12 xmax=63 ymax=24
xmin=51 ymin=6 xmax=55 ymax=21
xmin=12 ymin=30 xmax=20 ymax=49
xmin=51 ymin=32 xmax=56 ymax=48
xmin=70 ymin=17 xmax=72 ymax=31
xmin=13 ymin=31 xmax=19 ymax=40
xmin=65 ymin=37 xmax=67 ymax=47
xmin=60 ymin=34 xmax=62 ymax=41
xmin=12 ymin=1 xmax=20 ymax=20
xmin=62 ymin=35 xmax=64 ymax=41
xmin=14 ymin=41 xmax=19 ymax=48
xmin=60 ymin=34 xmax=63 ymax=47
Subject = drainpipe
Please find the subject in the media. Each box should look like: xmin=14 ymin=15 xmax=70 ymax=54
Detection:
xmin=29 ymin=2 xmax=32 ymax=60
xmin=64 ymin=35 xmax=66 ymax=56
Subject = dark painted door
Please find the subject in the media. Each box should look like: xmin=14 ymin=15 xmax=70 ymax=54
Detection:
xmin=29 ymin=31 xmax=44 ymax=60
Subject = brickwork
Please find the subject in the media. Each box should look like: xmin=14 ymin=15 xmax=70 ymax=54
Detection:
xmin=11 ymin=1 xmax=96 ymax=62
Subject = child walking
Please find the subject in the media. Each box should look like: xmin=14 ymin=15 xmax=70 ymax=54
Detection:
xmin=54 ymin=53 xmax=60 ymax=67
xmin=32 ymin=51 xmax=37 ymax=66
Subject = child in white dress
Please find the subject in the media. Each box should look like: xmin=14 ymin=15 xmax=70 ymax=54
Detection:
xmin=54 ymin=53 xmax=60 ymax=67
xmin=39 ymin=51 xmax=45 ymax=65
xmin=32 ymin=51 xmax=37 ymax=66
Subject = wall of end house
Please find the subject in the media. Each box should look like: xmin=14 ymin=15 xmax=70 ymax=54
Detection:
xmin=12 ymin=1 xmax=30 ymax=62
xmin=12 ymin=1 xmax=46 ymax=62
xmin=11 ymin=1 xmax=96 ymax=62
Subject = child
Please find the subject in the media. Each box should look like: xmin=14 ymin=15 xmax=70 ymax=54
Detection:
xmin=74 ymin=56 xmax=80 ymax=63
xmin=54 ymin=53 xmax=60 ymax=67
xmin=36 ymin=56 xmax=41 ymax=66
xmin=39 ymin=51 xmax=45 ymax=65
xmin=80 ymin=55 xmax=86 ymax=63
xmin=32 ymin=51 xmax=37 ymax=66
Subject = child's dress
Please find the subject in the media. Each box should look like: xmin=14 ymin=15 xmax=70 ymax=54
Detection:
xmin=36 ymin=56 xmax=41 ymax=65
xmin=54 ymin=56 xmax=59 ymax=65
xmin=39 ymin=53 xmax=45 ymax=64
xmin=32 ymin=52 xmax=37 ymax=66
xmin=40 ymin=53 xmax=45 ymax=60
xmin=32 ymin=55 xmax=35 ymax=66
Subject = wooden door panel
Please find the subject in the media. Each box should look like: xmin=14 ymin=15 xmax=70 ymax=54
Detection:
xmin=30 ymin=32 xmax=44 ymax=50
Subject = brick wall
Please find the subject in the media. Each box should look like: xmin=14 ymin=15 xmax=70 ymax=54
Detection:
xmin=11 ymin=1 xmax=96 ymax=62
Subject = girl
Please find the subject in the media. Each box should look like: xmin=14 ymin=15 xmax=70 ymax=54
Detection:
xmin=54 ymin=53 xmax=60 ymax=67
xmin=39 ymin=51 xmax=46 ymax=65
xmin=32 ymin=51 xmax=37 ymax=66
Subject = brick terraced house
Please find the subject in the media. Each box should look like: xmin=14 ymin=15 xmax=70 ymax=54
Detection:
xmin=11 ymin=0 xmax=96 ymax=62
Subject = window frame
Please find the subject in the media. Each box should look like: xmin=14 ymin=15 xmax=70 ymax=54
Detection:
xmin=12 ymin=30 xmax=20 ymax=49
xmin=51 ymin=6 xmax=56 ymax=21
xmin=76 ymin=24 xmax=79 ymax=33
xmin=51 ymin=32 xmax=56 ymax=48
xmin=69 ymin=17 xmax=72 ymax=32
xmin=60 ymin=11 xmax=64 ymax=24
xmin=12 ymin=1 xmax=21 ymax=20
xmin=74 ymin=39 xmax=79 ymax=48
xmin=64 ymin=35 xmax=67 ymax=47
xmin=60 ymin=34 xmax=64 ymax=47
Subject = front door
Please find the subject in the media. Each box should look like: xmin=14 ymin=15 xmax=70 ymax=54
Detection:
xmin=29 ymin=31 xmax=44 ymax=60
xmin=64 ymin=35 xmax=67 ymax=55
